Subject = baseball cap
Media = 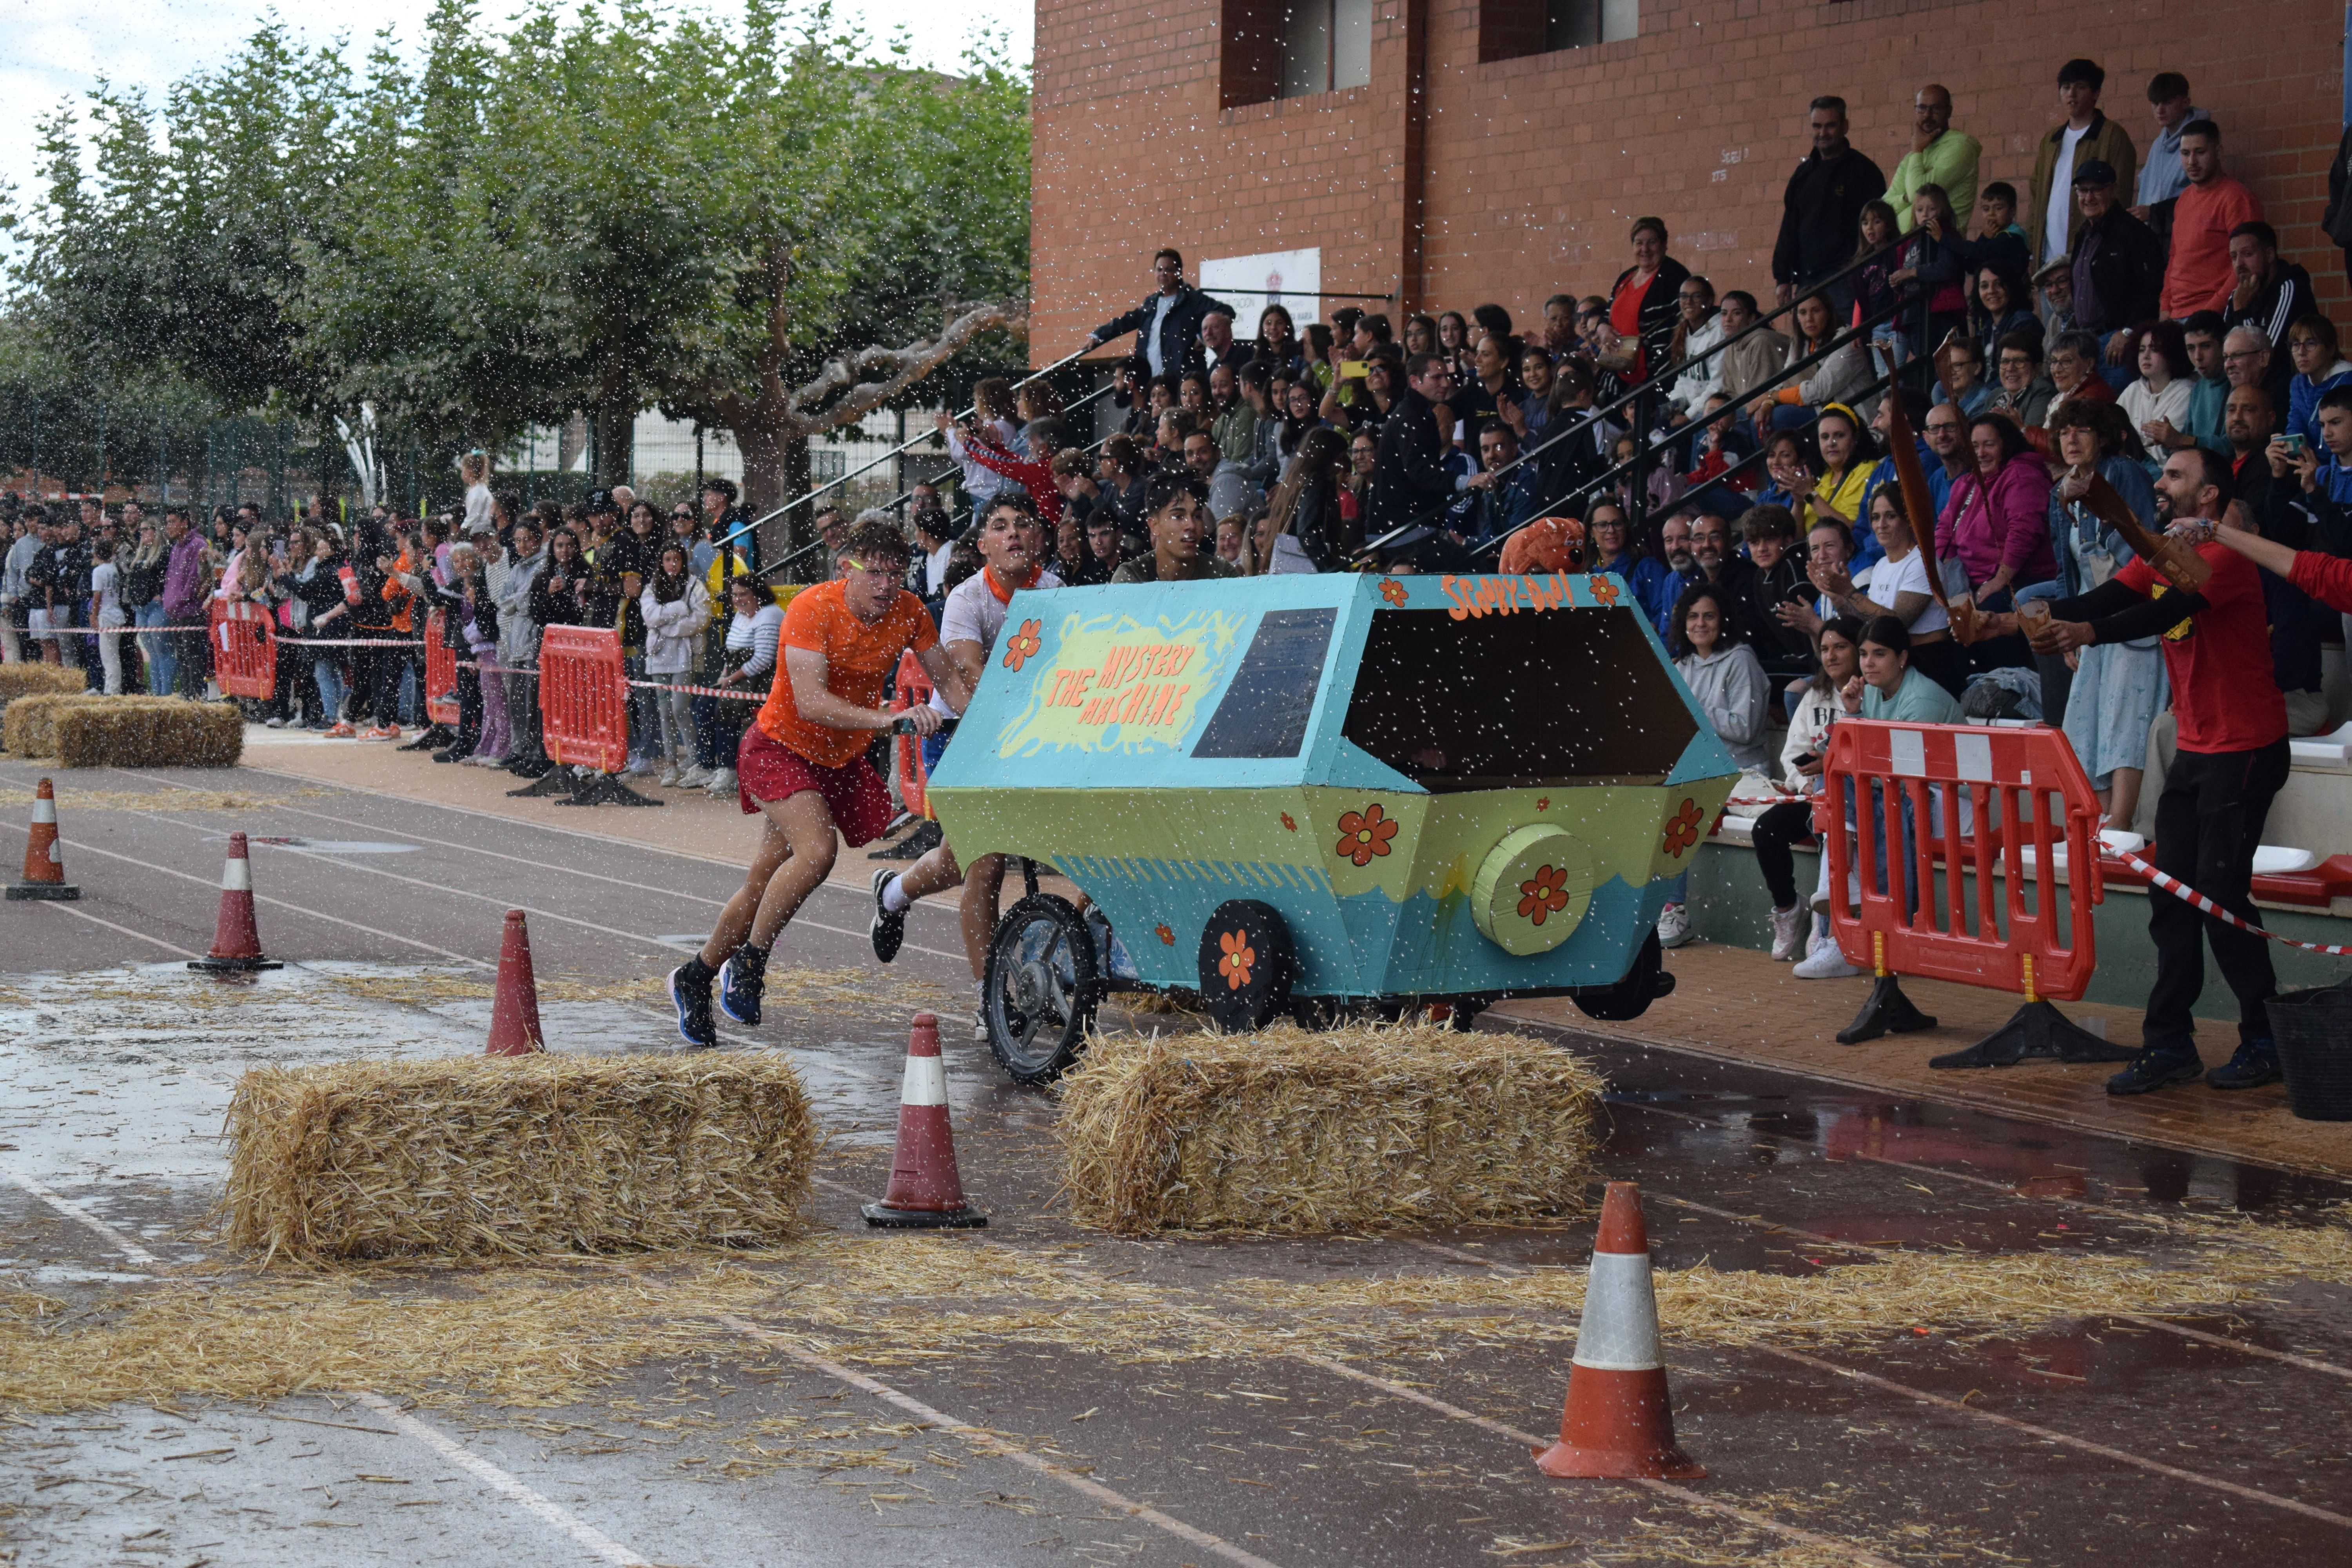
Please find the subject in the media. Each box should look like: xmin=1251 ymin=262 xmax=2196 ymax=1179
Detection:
xmin=2071 ymin=159 xmax=2117 ymax=188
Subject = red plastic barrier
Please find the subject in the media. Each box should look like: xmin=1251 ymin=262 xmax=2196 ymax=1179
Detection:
xmin=536 ymin=626 xmax=629 ymax=773
xmin=423 ymin=609 xmax=459 ymax=728
xmin=1814 ymin=720 xmax=2104 ymax=1001
xmin=890 ymin=649 xmax=933 ymax=818
xmin=209 ymin=600 xmax=277 ymax=700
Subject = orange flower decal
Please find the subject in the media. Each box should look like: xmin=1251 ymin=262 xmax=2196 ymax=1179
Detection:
xmin=1280 ymin=812 xmax=1297 ymax=831
xmin=1217 ymin=929 xmax=1256 ymax=991
xmin=1154 ymin=922 xmax=1175 ymax=946
xmin=1517 ymin=864 xmax=1573 ymax=924
xmin=1002 ymin=618 xmax=1043 ymax=671
xmin=1661 ymin=797 xmax=1706 ymax=858
xmin=1535 ymin=797 xmax=1550 ymax=811
xmin=1378 ymin=577 xmax=1409 ymax=607
xmin=1589 ymin=577 xmax=1620 ymax=607
xmin=1335 ymin=802 xmax=1399 ymax=867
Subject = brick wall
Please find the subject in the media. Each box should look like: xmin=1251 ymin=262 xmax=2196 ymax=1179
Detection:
xmin=1033 ymin=0 xmax=2348 ymax=363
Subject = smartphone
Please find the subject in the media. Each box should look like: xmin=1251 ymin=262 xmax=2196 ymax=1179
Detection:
xmin=2281 ymin=434 xmax=2308 ymax=455
xmin=1793 ymin=752 xmax=1818 ymax=768
xmin=1340 ymin=359 xmax=1368 ymax=380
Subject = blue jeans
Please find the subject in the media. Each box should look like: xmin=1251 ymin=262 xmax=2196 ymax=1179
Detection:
xmin=136 ymin=603 xmax=171 ymax=693
xmin=313 ymin=657 xmax=347 ymax=725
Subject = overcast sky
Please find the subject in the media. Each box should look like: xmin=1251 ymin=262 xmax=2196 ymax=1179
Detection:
xmin=0 ymin=0 xmax=1033 ymax=220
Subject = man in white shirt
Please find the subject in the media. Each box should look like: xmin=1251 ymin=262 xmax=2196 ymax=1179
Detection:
xmin=869 ymin=492 xmax=1062 ymax=1034
xmin=1665 ymin=276 xmax=1726 ymax=423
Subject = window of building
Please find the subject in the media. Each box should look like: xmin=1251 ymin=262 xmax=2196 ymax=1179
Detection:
xmin=1481 ymin=0 xmax=1637 ymax=64
xmin=1279 ymin=0 xmax=1373 ymax=96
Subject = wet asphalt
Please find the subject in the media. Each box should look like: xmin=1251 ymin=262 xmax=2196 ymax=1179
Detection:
xmin=2 ymin=757 xmax=2349 ymax=1568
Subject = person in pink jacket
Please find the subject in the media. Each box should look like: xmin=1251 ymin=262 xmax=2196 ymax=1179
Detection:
xmin=1936 ymin=411 xmax=2054 ymax=668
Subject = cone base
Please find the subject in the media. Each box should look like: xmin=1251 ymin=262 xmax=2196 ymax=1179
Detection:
xmin=1534 ymin=1439 xmax=1706 ymax=1481
xmin=7 ymin=882 xmax=80 ymax=901
xmin=862 ymin=1202 xmax=987 ymax=1229
xmin=189 ymin=956 xmax=284 ymax=973
xmin=485 ymin=1039 xmax=545 ymax=1057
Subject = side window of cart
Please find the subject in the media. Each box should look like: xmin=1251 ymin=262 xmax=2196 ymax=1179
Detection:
xmin=1191 ymin=608 xmax=1337 ymax=759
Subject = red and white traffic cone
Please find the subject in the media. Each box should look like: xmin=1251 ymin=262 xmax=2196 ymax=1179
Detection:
xmin=1534 ymin=1181 xmax=1705 ymax=1480
xmin=188 ymin=832 xmax=283 ymax=973
xmin=485 ymin=909 xmax=546 ymax=1057
xmin=862 ymin=1012 xmax=986 ymax=1229
xmin=7 ymin=777 xmax=78 ymax=901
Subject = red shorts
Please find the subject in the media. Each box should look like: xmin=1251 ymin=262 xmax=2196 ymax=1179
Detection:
xmin=736 ymin=725 xmax=895 ymax=846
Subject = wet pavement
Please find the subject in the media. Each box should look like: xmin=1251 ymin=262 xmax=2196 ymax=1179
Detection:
xmin=3 ymin=758 xmax=2350 ymax=1567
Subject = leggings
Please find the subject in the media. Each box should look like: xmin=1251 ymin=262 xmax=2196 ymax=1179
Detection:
xmin=1751 ymin=800 xmax=1815 ymax=909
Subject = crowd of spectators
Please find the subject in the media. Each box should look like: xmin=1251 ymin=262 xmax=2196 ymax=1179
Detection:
xmin=0 ymin=471 xmax=784 ymax=799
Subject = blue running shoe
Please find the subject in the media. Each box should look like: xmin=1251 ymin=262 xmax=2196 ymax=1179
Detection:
xmin=668 ymin=958 xmax=718 ymax=1048
xmin=718 ymin=943 xmax=766 ymax=1027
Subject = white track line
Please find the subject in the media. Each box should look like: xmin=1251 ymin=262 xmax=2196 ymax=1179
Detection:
xmin=1763 ymin=1345 xmax=2352 ymax=1528
xmin=0 ymin=1168 xmax=162 ymax=1267
xmin=31 ymin=899 xmax=205 ymax=959
xmin=346 ymin=1393 xmax=655 ymax=1568
xmin=714 ymin=1315 xmax=1285 ymax=1568
xmin=1290 ymin=1353 xmax=1907 ymax=1568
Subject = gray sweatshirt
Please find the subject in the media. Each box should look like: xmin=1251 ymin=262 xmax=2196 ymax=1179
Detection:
xmin=495 ymin=547 xmax=544 ymax=666
xmin=1675 ymin=644 xmax=1772 ymax=772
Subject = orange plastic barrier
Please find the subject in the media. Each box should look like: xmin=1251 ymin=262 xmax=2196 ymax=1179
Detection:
xmin=536 ymin=626 xmax=630 ymax=773
xmin=890 ymin=649 xmax=934 ymax=818
xmin=1814 ymin=720 xmax=2104 ymax=1000
xmin=423 ymin=609 xmax=460 ymax=728
xmin=209 ymin=600 xmax=278 ymax=700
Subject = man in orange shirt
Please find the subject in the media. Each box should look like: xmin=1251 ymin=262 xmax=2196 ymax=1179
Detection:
xmin=668 ymin=519 xmax=973 ymax=1047
xmin=2160 ymin=120 xmax=2262 ymax=319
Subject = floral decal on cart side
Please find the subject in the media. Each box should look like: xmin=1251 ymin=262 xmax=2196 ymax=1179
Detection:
xmin=1001 ymin=618 xmax=1043 ymax=671
xmin=1517 ymin=864 xmax=1574 ymax=925
xmin=1377 ymin=578 xmax=1409 ymax=607
xmin=1335 ymin=802 xmax=1399 ymax=867
xmin=1661 ymin=797 xmax=1706 ymax=858
xmin=1217 ymin=930 xmax=1256 ymax=991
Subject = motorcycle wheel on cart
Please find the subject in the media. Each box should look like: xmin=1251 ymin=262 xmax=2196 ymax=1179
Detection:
xmin=1570 ymin=929 xmax=1675 ymax=1021
xmin=982 ymin=893 xmax=1105 ymax=1085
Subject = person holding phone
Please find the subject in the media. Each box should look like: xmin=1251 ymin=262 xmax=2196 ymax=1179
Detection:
xmin=1752 ymin=617 xmax=1862 ymax=962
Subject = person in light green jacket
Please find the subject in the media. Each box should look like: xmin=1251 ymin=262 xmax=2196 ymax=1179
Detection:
xmin=1846 ymin=615 xmax=1966 ymax=722
xmin=1887 ymin=85 xmax=1982 ymax=235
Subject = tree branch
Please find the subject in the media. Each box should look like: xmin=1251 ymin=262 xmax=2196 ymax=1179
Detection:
xmin=786 ymin=301 xmax=1027 ymax=435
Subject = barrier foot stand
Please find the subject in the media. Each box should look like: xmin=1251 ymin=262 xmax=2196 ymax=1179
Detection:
xmin=397 ymin=725 xmax=452 ymax=753
xmin=871 ymin=820 xmax=944 ymax=862
xmin=554 ymin=769 xmax=664 ymax=808
xmin=1835 ymin=975 xmax=1937 ymax=1043
xmin=1930 ymin=999 xmax=2134 ymax=1068
xmin=506 ymin=768 xmax=576 ymax=799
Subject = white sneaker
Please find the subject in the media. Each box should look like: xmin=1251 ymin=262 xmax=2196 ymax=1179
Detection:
xmin=1793 ymin=935 xmax=1863 ymax=979
xmin=1656 ymin=902 xmax=1691 ymax=948
xmin=623 ymin=758 xmax=653 ymax=777
xmin=704 ymin=767 xmax=737 ymax=795
xmin=678 ymin=765 xmax=712 ymax=788
xmin=1769 ymin=904 xmax=1806 ymax=961
xmin=658 ymin=766 xmax=681 ymax=787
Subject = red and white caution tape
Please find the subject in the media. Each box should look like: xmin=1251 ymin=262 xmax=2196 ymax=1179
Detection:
xmin=1724 ymin=791 xmax=1813 ymax=808
xmin=623 ymin=677 xmax=762 ymax=702
xmin=2115 ymin=847 xmax=2352 ymax=957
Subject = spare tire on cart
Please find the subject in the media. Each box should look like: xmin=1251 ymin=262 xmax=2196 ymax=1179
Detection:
xmin=1196 ymin=898 xmax=1296 ymax=1032
xmin=982 ymin=893 xmax=1104 ymax=1085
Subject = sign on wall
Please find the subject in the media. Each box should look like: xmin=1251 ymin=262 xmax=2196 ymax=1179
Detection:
xmin=1199 ymin=249 xmax=1323 ymax=338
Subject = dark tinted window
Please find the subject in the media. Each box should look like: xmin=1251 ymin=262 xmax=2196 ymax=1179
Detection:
xmin=1342 ymin=606 xmax=1696 ymax=789
xmin=1191 ymin=608 xmax=1336 ymax=759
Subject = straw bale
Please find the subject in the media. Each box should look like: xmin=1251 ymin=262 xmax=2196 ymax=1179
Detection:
xmin=1054 ymin=1021 xmax=1604 ymax=1235
xmin=52 ymin=697 xmax=243 ymax=768
xmin=2 ymin=692 xmax=103 ymax=755
xmin=0 ymin=663 xmax=89 ymax=703
xmin=222 ymin=1053 xmax=821 ymax=1261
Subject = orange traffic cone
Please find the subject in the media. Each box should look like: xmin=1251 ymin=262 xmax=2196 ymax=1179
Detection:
xmin=862 ymin=1012 xmax=986 ymax=1229
xmin=485 ymin=909 xmax=546 ymax=1057
xmin=188 ymin=832 xmax=283 ymax=973
xmin=7 ymin=777 xmax=78 ymax=901
xmin=1535 ymin=1181 xmax=1705 ymax=1480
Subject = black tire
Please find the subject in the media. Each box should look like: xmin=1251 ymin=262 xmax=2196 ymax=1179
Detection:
xmin=983 ymin=893 xmax=1104 ymax=1085
xmin=1572 ymin=929 xmax=1670 ymax=1022
xmin=1196 ymin=898 xmax=1296 ymax=1032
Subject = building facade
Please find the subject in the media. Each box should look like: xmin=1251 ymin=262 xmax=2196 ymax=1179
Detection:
xmin=1032 ymin=0 xmax=2348 ymax=356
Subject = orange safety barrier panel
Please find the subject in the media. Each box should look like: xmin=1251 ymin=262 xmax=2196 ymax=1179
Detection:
xmin=209 ymin=600 xmax=278 ymax=701
xmin=1814 ymin=720 xmax=2105 ymax=1000
xmin=536 ymin=626 xmax=630 ymax=774
xmin=423 ymin=609 xmax=460 ymax=728
xmin=890 ymin=649 xmax=934 ymax=818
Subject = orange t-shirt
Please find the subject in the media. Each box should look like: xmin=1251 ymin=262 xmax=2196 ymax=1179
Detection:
xmin=755 ymin=579 xmax=938 ymax=768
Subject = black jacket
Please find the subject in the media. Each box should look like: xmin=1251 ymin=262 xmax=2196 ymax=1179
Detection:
xmin=2070 ymin=207 xmax=2166 ymax=334
xmin=1773 ymin=149 xmax=1887 ymax=288
xmin=2224 ymin=258 xmax=2318 ymax=410
xmin=2326 ymin=123 xmax=2352 ymax=250
xmin=1367 ymin=388 xmax=1457 ymax=536
xmin=1092 ymin=285 xmax=1232 ymax=377
xmin=1610 ymin=255 xmax=1694 ymax=379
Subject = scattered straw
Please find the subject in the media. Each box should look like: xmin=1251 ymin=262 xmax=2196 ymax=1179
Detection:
xmin=0 ymin=784 xmax=329 ymax=814
xmin=221 ymin=1054 xmax=821 ymax=1261
xmin=1054 ymin=1020 xmax=1604 ymax=1235
xmin=0 ymin=664 xmax=89 ymax=704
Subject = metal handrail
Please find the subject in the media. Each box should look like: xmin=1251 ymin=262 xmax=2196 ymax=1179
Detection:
xmin=1355 ymin=233 xmax=1911 ymax=559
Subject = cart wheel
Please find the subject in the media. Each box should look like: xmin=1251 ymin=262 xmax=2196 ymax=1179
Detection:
xmin=1197 ymin=899 xmax=1295 ymax=1033
xmin=1572 ymin=929 xmax=1673 ymax=1022
xmin=982 ymin=893 xmax=1103 ymax=1085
